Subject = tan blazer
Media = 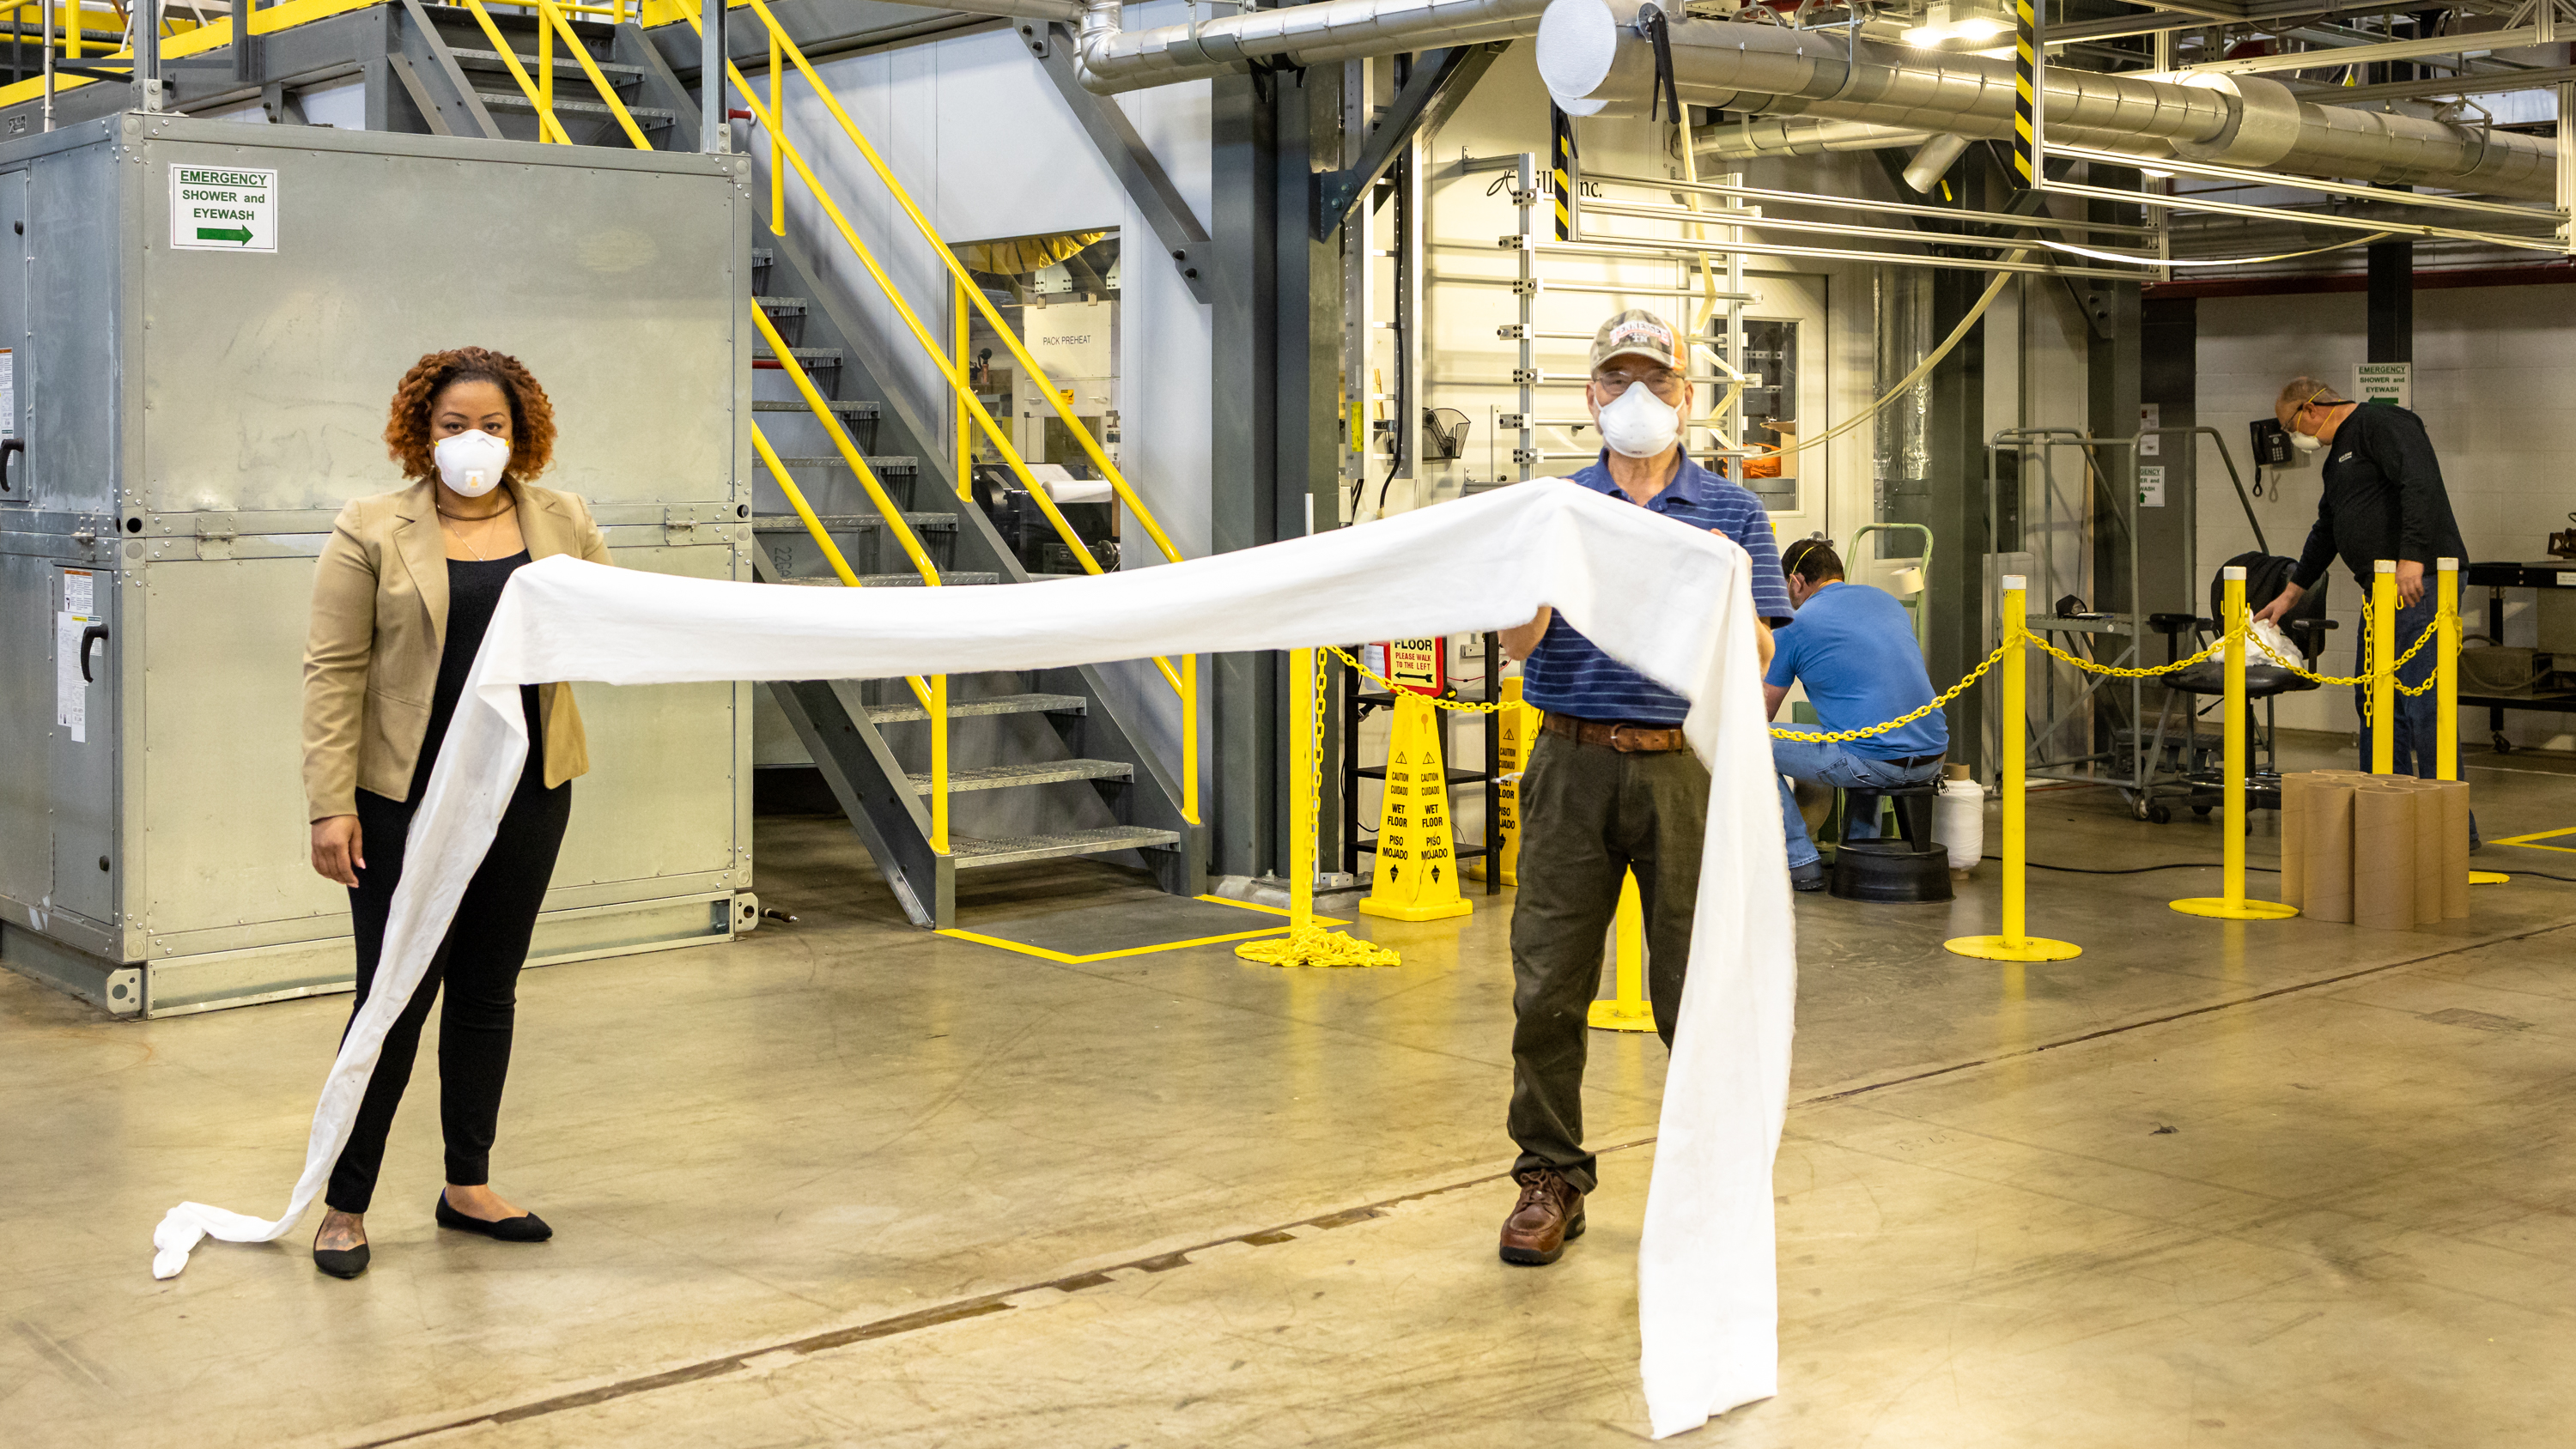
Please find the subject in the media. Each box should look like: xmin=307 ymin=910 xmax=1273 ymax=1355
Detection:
xmin=302 ymin=478 xmax=613 ymax=822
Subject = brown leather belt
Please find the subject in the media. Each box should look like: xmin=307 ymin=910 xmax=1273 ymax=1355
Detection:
xmin=1541 ymin=713 xmax=1691 ymax=753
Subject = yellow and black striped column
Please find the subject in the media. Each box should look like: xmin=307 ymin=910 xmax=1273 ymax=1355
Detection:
xmin=1550 ymin=104 xmax=1576 ymax=240
xmin=2012 ymin=0 xmax=2040 ymax=185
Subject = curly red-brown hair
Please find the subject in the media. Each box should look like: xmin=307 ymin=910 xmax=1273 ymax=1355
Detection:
xmin=384 ymin=347 xmax=557 ymax=485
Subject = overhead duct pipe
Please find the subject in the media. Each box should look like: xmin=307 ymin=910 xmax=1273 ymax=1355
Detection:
xmin=1537 ymin=0 xmax=2559 ymax=200
xmin=1899 ymin=133 xmax=1971 ymax=193
xmin=1060 ymin=0 xmax=1549 ymax=94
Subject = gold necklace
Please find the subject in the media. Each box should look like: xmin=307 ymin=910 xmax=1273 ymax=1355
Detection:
xmin=437 ymin=499 xmax=516 ymax=561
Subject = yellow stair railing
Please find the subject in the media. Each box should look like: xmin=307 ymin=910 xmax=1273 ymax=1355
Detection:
xmin=677 ymin=0 xmax=1200 ymax=827
xmin=468 ymin=0 xmax=961 ymax=853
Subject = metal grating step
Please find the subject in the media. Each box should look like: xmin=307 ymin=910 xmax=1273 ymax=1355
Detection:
xmin=951 ymin=827 xmax=1184 ymax=868
xmin=754 ymin=398 xmax=877 ymax=415
xmin=760 ymin=455 xmax=919 ymax=474
xmin=750 ymin=511 xmax=954 ymax=533
xmin=451 ymin=48 xmax=644 ymax=80
xmin=477 ymin=91 xmax=675 ymax=122
xmin=904 ymin=760 xmax=1131 ymax=794
xmin=756 ymin=347 xmax=842 ymax=365
xmin=755 ymin=295 xmax=807 ymax=313
xmin=773 ymin=573 xmax=1001 ymax=587
xmin=867 ymin=692 xmax=1086 ymax=724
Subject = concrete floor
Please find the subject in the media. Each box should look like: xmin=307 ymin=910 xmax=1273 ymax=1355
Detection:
xmin=6 ymin=740 xmax=2576 ymax=1447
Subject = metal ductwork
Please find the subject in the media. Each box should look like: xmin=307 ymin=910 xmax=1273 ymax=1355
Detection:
xmin=1066 ymin=0 xmax=1547 ymax=93
xmin=1537 ymin=0 xmax=2559 ymax=199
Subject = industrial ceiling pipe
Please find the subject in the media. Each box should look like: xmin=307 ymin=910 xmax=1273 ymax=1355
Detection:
xmin=1069 ymin=0 xmax=1546 ymax=92
xmin=1899 ymin=132 xmax=1971 ymax=192
xmin=859 ymin=0 xmax=1547 ymax=89
xmin=1537 ymin=0 xmax=2559 ymax=199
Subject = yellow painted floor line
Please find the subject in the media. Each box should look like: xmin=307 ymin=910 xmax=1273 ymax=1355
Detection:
xmin=937 ymin=894 xmax=1352 ymax=964
xmin=2488 ymin=826 xmax=2576 ymax=853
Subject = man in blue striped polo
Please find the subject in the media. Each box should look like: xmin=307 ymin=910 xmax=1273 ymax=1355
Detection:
xmin=1492 ymin=307 xmax=1792 ymax=1267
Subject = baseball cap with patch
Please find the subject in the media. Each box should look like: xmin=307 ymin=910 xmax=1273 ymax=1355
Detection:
xmin=1589 ymin=308 xmax=1681 ymax=373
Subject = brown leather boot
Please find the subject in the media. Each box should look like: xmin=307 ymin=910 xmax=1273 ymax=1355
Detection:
xmin=1498 ymin=1167 xmax=1586 ymax=1266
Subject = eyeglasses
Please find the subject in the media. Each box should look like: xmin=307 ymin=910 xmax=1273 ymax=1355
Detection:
xmin=1594 ymin=368 xmax=1686 ymax=400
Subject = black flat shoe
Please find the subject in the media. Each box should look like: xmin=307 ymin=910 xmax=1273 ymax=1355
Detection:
xmin=313 ymin=1238 xmax=369 ymax=1279
xmin=435 ymin=1192 xmax=552 ymax=1243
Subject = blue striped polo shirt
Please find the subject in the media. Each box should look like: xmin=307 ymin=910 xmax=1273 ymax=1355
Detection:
xmin=1520 ymin=452 xmax=1792 ymax=725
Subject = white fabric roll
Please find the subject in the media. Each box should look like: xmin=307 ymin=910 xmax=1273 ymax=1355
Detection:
xmin=148 ymin=480 xmax=1795 ymax=1438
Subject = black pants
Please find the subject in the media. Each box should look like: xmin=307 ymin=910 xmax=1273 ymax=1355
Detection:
xmin=1505 ymin=730 xmax=1708 ymax=1193
xmin=326 ymin=779 xmax=571 ymax=1214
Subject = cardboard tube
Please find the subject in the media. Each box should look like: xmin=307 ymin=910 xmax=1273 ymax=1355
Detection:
xmin=2401 ymin=780 xmax=2443 ymax=926
xmin=2280 ymin=772 xmax=2311 ymax=909
xmin=2434 ymin=779 xmax=2471 ymax=919
xmin=2352 ymin=785 xmax=2419 ymax=931
xmin=2303 ymin=779 xmax=2356 ymax=925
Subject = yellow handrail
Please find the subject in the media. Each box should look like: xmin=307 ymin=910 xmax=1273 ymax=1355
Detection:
xmin=460 ymin=0 xmax=573 ymax=144
xmin=734 ymin=0 xmax=1186 ymax=570
xmin=703 ymin=6 xmax=1199 ymax=822
xmin=752 ymin=307 xmax=944 ymax=585
xmin=953 ymin=275 xmax=970 ymax=502
xmin=753 ymin=425 xmax=946 ymax=851
xmin=535 ymin=0 xmax=654 ymax=163
xmin=468 ymin=1 xmax=955 ymax=851
xmin=709 ymin=21 xmax=1188 ymax=698
xmin=707 ymin=43 xmax=1103 ymax=578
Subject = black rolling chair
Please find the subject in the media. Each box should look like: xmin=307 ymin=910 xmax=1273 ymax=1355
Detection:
xmin=2140 ymin=551 xmax=2336 ymax=824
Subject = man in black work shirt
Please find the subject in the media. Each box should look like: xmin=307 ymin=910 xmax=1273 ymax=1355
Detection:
xmin=2254 ymin=376 xmax=2469 ymax=789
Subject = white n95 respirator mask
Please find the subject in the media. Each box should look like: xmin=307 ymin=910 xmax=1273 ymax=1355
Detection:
xmin=2287 ymin=429 xmax=2323 ymax=455
xmin=1595 ymin=381 xmax=1682 ymax=459
xmin=434 ymin=429 xmax=512 ymax=497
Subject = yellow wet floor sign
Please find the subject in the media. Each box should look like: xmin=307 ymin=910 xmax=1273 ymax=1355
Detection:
xmin=1359 ymin=691 xmax=1473 ymax=922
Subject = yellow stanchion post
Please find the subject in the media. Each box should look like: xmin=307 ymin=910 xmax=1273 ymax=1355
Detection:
xmin=2370 ymin=559 xmax=2397 ymax=775
xmin=1358 ymin=691 xmax=1474 ymax=922
xmin=2438 ymin=556 xmax=2458 ymax=777
xmin=1236 ymin=649 xmax=1399 ymax=967
xmin=1588 ymin=870 xmax=1655 ymax=1032
xmin=2172 ymin=566 xmax=2298 ymax=920
xmin=2442 ymin=558 xmax=2511 ymax=886
xmin=1947 ymin=575 xmax=2082 ymax=962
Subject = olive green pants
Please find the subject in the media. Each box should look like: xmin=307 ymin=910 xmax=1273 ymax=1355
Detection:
xmin=1506 ymin=728 xmax=1709 ymax=1193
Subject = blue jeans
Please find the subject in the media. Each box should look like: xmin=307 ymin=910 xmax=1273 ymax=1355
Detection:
xmin=2355 ymin=591 xmax=2478 ymax=846
xmin=1774 ymin=738 xmax=1945 ymax=870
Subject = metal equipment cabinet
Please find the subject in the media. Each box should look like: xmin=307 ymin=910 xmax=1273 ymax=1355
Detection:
xmin=0 ymin=115 xmax=756 ymax=1017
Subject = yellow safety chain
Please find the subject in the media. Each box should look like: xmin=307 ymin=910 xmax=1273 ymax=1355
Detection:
xmin=1772 ymin=634 xmax=2015 ymax=743
xmin=1328 ymin=645 xmax=1507 ymax=713
xmin=2247 ymin=616 xmax=2440 ymax=689
xmin=1334 ymin=614 xmax=2449 ymax=750
xmin=1236 ymin=652 xmax=1400 ymax=968
xmin=2025 ymin=624 xmax=2241 ymax=679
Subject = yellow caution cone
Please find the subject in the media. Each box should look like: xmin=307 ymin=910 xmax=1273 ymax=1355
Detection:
xmin=1472 ymin=678 xmax=1537 ymax=887
xmin=1588 ymin=870 xmax=1655 ymax=1031
xmin=1358 ymin=691 xmax=1474 ymax=922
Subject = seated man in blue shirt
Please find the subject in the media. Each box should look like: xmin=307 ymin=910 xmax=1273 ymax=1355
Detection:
xmin=1765 ymin=538 xmax=1947 ymax=891
xmin=1491 ymin=307 xmax=1793 ymax=1270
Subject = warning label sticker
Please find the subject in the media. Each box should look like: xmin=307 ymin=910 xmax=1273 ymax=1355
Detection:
xmin=170 ymin=164 xmax=277 ymax=252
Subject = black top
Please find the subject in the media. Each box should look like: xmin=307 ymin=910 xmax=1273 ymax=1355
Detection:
xmin=405 ymin=551 xmax=545 ymax=803
xmin=2291 ymin=403 xmax=2468 ymax=591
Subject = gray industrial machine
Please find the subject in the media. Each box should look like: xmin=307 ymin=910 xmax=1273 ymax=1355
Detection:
xmin=0 ymin=114 xmax=756 ymax=1017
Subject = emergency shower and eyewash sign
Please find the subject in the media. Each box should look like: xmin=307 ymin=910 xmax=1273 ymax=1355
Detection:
xmin=169 ymin=165 xmax=277 ymax=252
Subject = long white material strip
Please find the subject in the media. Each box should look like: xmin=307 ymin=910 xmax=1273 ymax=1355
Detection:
xmin=148 ymin=480 xmax=1793 ymax=1437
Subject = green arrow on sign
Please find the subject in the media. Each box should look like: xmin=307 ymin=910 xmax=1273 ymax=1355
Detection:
xmin=195 ymin=226 xmax=252 ymax=245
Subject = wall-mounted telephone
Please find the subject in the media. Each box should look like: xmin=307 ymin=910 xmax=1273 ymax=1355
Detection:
xmin=2248 ymin=417 xmax=2293 ymax=467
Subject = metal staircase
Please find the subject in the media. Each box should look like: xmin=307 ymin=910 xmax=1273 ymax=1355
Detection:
xmin=428 ymin=0 xmax=1204 ymax=928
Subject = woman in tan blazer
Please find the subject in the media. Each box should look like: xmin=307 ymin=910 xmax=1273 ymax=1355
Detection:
xmin=300 ymin=347 xmax=611 ymax=1279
